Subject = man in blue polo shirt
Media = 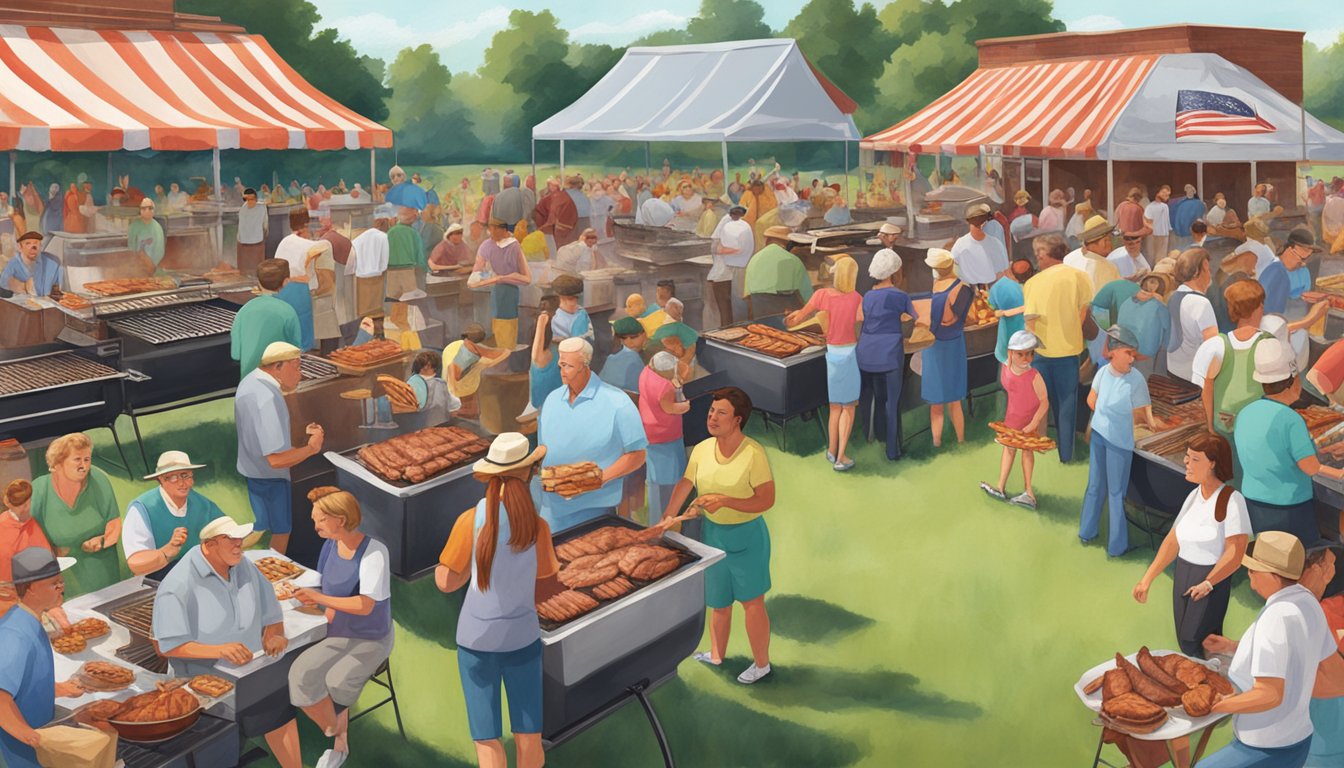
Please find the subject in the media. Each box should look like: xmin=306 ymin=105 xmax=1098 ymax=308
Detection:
xmin=1261 ymin=229 xmax=1319 ymax=315
xmin=2 ymin=231 xmax=61 ymax=296
xmin=0 ymin=548 xmax=83 ymax=768
xmin=538 ymin=337 xmax=647 ymax=531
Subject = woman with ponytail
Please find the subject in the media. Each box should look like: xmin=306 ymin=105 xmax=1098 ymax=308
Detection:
xmin=436 ymin=433 xmax=558 ymax=768
xmin=284 ymin=486 xmax=393 ymax=768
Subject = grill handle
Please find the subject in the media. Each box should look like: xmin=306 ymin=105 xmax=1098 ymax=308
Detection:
xmin=124 ymin=368 xmax=153 ymax=383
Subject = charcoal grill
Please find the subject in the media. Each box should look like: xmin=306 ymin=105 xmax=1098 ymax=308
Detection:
xmin=540 ymin=516 xmax=724 ymax=767
xmin=0 ymin=342 xmax=133 ymax=470
xmin=92 ymin=588 xmax=173 ymax=674
xmin=299 ymin=353 xmax=339 ymax=385
xmin=109 ymin=297 xmax=242 ymax=471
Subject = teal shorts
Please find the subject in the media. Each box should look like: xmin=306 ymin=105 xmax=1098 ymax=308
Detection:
xmin=703 ymin=516 xmax=771 ymax=609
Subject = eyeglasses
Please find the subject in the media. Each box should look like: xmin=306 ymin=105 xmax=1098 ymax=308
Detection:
xmin=160 ymin=471 xmax=193 ymax=484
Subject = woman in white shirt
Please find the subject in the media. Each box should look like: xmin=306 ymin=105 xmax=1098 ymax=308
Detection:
xmin=1133 ymin=432 xmax=1251 ymax=657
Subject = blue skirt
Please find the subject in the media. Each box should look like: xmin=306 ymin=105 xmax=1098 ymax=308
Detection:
xmin=921 ymin=335 xmax=968 ymax=404
xmin=646 ymin=439 xmax=688 ymax=485
xmin=825 ymin=344 xmax=860 ymax=404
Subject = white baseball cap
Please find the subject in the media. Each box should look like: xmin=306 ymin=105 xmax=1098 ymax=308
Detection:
xmin=199 ymin=517 xmax=255 ymax=542
xmin=1252 ymin=337 xmax=1297 ymax=383
xmin=1007 ymin=330 xmax=1039 ymax=352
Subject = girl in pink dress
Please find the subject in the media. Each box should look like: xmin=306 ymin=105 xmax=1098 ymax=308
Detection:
xmin=982 ymin=330 xmax=1049 ymax=508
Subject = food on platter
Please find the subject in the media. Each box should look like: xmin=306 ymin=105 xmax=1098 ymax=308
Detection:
xmin=81 ymin=277 xmax=175 ymax=296
xmin=989 ymin=422 xmax=1056 ymax=452
xmin=1137 ymin=646 xmax=1188 ymax=693
xmin=1115 ymin=653 xmax=1183 ymax=707
xmin=377 ymin=375 xmax=420 ymax=414
xmin=1151 ymin=399 xmax=1205 ymax=429
xmin=1101 ymin=692 xmax=1168 ymax=733
xmin=617 ymin=545 xmax=681 ymax=581
xmin=1145 ymin=374 xmax=1201 ymax=405
xmin=1315 ymin=272 xmax=1344 ymax=290
xmin=110 ymin=688 xmax=200 ymax=723
xmin=77 ymin=661 xmax=136 ymax=692
xmin=80 ymin=699 xmax=129 ymax=721
xmin=1181 ymin=684 xmax=1217 ymax=718
xmin=273 ymin=580 xmax=298 ymax=600
xmin=1139 ymin=422 xmax=1208 ymax=458
xmin=536 ymin=590 xmax=599 ymax=623
xmin=1298 ymin=405 xmax=1344 ymax=437
xmin=709 ymin=324 xmax=822 ymax=358
xmin=189 ymin=674 xmax=235 ymax=698
xmin=968 ymin=290 xmax=998 ymax=327
xmin=70 ymin=617 xmax=111 ymax=640
xmin=201 ymin=263 xmax=243 ymax=282
xmin=1204 ymin=668 xmax=1234 ymax=696
xmin=59 ymin=293 xmax=92 ymax=310
xmin=554 ymin=526 xmax=643 ymax=562
xmin=327 ymin=339 xmax=404 ymax=368
xmin=591 ymin=576 xmax=635 ymax=601
xmin=1101 ymin=669 xmax=1132 ymax=699
xmin=356 ymin=426 xmax=491 ymax=485
xmin=541 ymin=462 xmax=605 ymax=498
xmin=52 ymin=632 xmax=87 ymax=654
xmin=255 ymin=556 xmax=304 ymax=583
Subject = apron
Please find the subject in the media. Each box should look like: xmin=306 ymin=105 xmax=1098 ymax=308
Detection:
xmin=320 ymin=536 xmax=392 ymax=640
xmin=1212 ymin=333 xmax=1270 ymax=439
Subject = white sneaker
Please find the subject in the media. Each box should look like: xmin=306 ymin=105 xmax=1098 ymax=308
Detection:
xmin=737 ymin=663 xmax=772 ymax=684
xmin=693 ymin=652 xmax=721 ymax=666
xmin=316 ymin=750 xmax=349 ymax=768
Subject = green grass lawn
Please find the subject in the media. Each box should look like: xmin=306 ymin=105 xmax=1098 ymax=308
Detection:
xmin=29 ymin=395 xmax=1260 ymax=767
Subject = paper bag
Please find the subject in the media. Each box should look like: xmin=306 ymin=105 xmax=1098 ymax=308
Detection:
xmin=36 ymin=724 xmax=117 ymax=768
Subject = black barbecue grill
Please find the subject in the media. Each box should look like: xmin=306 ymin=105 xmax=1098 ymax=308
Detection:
xmin=0 ymin=342 xmax=134 ymax=469
xmin=107 ymin=297 xmax=242 ymax=471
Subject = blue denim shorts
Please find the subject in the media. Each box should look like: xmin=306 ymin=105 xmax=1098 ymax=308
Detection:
xmin=246 ymin=477 xmax=292 ymax=535
xmin=457 ymin=640 xmax=543 ymax=741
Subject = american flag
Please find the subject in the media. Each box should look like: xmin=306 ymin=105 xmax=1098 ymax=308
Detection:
xmin=1175 ymin=90 xmax=1276 ymax=140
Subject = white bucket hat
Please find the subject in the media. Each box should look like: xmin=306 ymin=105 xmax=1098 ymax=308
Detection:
xmin=1007 ymin=330 xmax=1040 ymax=352
xmin=144 ymin=450 xmax=205 ymax=481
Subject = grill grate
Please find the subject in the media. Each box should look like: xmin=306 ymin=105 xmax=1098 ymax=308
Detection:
xmin=115 ymin=639 xmax=170 ymax=674
xmin=109 ymin=593 xmax=156 ymax=637
xmin=300 ymin=354 xmax=339 ymax=382
xmin=115 ymin=713 xmax=234 ymax=767
xmin=93 ymin=291 xmax=208 ymax=315
xmin=110 ymin=304 xmax=237 ymax=344
xmin=0 ymin=353 xmax=120 ymax=396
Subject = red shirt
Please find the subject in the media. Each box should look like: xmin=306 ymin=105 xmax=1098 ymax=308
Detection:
xmin=1322 ymin=594 xmax=1344 ymax=653
xmin=802 ymin=288 xmax=863 ymax=346
xmin=0 ymin=513 xmax=53 ymax=582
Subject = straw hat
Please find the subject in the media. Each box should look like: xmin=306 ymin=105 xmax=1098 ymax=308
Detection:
xmin=144 ymin=450 xmax=205 ymax=481
xmin=878 ymin=221 xmax=903 ymax=236
xmin=260 ymin=342 xmax=301 ymax=367
xmin=924 ymin=248 xmax=954 ymax=269
xmin=1244 ymin=218 xmax=1270 ymax=241
xmin=472 ymin=433 xmax=546 ymax=476
xmin=1242 ymin=530 xmax=1306 ymax=580
xmin=199 ymin=517 xmax=255 ymax=542
xmin=1080 ymin=215 xmax=1114 ymax=243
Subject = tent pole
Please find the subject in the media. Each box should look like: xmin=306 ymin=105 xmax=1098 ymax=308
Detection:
xmin=107 ymin=154 xmax=114 ymax=204
xmin=530 ymin=140 xmax=536 ymax=192
xmin=1041 ymin=159 xmax=1050 ymax=203
xmin=1106 ymin=160 xmax=1115 ymax=222
xmin=844 ymin=141 xmax=850 ymax=206
xmin=8 ymin=151 xmax=14 ymax=200
xmin=645 ymin=143 xmax=651 ymax=179
xmin=1250 ymin=160 xmax=1257 ymax=190
xmin=369 ymin=148 xmax=376 ymax=198
xmin=721 ymin=141 xmax=729 ymax=195
xmin=903 ymin=152 xmax=915 ymax=233
xmin=1196 ymin=162 xmax=1204 ymax=202
xmin=212 ymin=146 xmax=223 ymax=260
xmin=559 ymin=140 xmax=565 ymax=182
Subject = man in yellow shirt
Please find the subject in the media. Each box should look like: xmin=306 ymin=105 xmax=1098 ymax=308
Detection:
xmin=738 ymin=179 xmax=777 ymax=228
xmin=1023 ymin=233 xmax=1094 ymax=464
xmin=657 ymin=386 xmax=775 ymax=685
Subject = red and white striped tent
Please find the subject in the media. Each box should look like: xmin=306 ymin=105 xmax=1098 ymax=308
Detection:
xmin=0 ymin=24 xmax=391 ymax=152
xmin=862 ymin=53 xmax=1344 ymax=161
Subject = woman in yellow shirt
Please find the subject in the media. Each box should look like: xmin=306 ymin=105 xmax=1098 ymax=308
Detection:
xmin=659 ymin=386 xmax=775 ymax=684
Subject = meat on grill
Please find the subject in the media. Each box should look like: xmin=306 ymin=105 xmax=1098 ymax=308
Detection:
xmin=328 ymin=340 xmax=404 ymax=368
xmin=554 ymin=527 xmax=642 ymax=562
xmin=591 ymin=577 xmax=634 ymax=601
xmin=617 ymin=545 xmax=681 ymax=581
xmin=558 ymin=563 xmax=620 ymax=589
xmin=537 ymin=590 xmax=599 ymax=623
xmin=356 ymin=427 xmax=491 ymax=484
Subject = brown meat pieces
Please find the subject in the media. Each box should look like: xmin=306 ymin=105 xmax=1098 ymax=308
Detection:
xmin=112 ymin=689 xmax=199 ymax=722
xmin=559 ymin=563 xmax=620 ymax=589
xmin=536 ymin=590 xmax=599 ymax=624
xmin=618 ymin=545 xmax=681 ymax=581
xmin=1138 ymin=647 xmax=1189 ymax=692
xmin=1181 ymin=684 xmax=1217 ymax=718
xmin=1115 ymin=653 xmax=1183 ymax=708
xmin=357 ymin=427 xmax=490 ymax=484
xmin=591 ymin=577 xmax=634 ymax=601
xmin=554 ymin=527 xmax=641 ymax=562
xmin=1102 ymin=692 xmax=1168 ymax=733
xmin=1101 ymin=669 xmax=1133 ymax=700
xmin=541 ymin=463 xmax=604 ymax=498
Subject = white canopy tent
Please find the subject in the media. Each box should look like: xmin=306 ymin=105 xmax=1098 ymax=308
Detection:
xmin=532 ymin=38 xmax=860 ymax=187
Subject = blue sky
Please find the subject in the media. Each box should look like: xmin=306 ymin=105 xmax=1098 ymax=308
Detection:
xmin=309 ymin=0 xmax=1344 ymax=73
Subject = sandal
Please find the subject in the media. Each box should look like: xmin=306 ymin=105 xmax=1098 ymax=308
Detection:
xmin=979 ymin=482 xmax=1006 ymax=501
xmin=1008 ymin=492 xmax=1037 ymax=510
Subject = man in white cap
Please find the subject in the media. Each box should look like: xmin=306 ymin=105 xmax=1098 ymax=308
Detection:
xmin=123 ymin=451 xmax=226 ymax=579
xmin=152 ymin=518 xmax=296 ymax=765
xmin=429 ymin=223 xmax=472 ymax=274
xmin=0 ymin=548 xmax=82 ymax=768
xmin=873 ymin=221 xmax=902 ymax=251
xmin=1063 ymin=215 xmax=1121 ymax=291
xmin=537 ymin=337 xmax=648 ymax=531
xmin=554 ymin=227 xmax=603 ymax=277
xmin=235 ymin=342 xmax=324 ymax=555
xmin=952 ymin=203 xmax=1009 ymax=287
xmin=1198 ymin=531 xmax=1344 ymax=767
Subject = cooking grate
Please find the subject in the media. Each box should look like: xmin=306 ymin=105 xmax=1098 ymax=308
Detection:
xmin=110 ymin=304 xmax=237 ymax=344
xmin=300 ymin=354 xmax=339 ymax=382
xmin=114 ymin=639 xmax=169 ymax=675
xmin=109 ymin=594 xmax=156 ymax=637
xmin=0 ymin=353 xmax=121 ymax=396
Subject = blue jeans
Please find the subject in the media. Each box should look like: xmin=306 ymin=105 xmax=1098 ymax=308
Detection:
xmin=859 ymin=368 xmax=904 ymax=460
xmin=1033 ymin=353 xmax=1079 ymax=462
xmin=1081 ymin=432 xmax=1131 ymax=556
xmin=457 ymin=640 xmax=543 ymax=741
xmin=1199 ymin=735 xmax=1312 ymax=768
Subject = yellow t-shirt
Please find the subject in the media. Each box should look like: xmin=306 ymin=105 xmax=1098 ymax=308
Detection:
xmin=684 ymin=436 xmax=773 ymax=526
xmin=638 ymin=309 xmax=667 ymax=337
xmin=1023 ymin=264 xmax=1095 ymax=358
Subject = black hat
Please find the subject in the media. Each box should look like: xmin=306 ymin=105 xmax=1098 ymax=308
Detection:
xmin=729 ymin=205 xmax=747 ymax=215
xmin=1285 ymin=228 xmax=1320 ymax=253
xmin=17 ymin=231 xmax=42 ymax=243
xmin=11 ymin=546 xmax=75 ymax=585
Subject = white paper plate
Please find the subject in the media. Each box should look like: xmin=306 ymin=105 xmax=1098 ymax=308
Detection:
xmin=1073 ymin=650 xmax=1237 ymax=741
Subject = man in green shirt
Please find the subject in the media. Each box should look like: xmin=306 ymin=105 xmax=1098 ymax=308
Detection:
xmin=385 ymin=206 xmax=426 ymax=301
xmin=230 ymin=259 xmax=303 ymax=379
xmin=744 ymin=228 xmax=814 ymax=319
xmin=128 ymin=198 xmax=166 ymax=271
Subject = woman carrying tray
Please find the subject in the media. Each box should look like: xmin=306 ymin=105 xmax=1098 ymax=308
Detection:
xmin=435 ymin=433 xmax=559 ymax=768
xmin=1133 ymin=432 xmax=1250 ymax=658
xmin=285 ymin=487 xmax=395 ymax=768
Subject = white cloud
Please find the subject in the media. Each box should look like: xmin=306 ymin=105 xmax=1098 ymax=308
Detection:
xmin=328 ymin=7 xmax=511 ymax=71
xmin=572 ymin=10 xmax=688 ymax=40
xmin=1066 ymin=15 xmax=1126 ymax=32
xmin=1306 ymin=28 xmax=1344 ymax=49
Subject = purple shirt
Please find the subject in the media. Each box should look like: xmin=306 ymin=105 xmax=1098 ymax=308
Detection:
xmin=476 ymin=237 xmax=524 ymax=277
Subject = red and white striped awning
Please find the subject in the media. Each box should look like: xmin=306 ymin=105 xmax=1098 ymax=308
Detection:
xmin=0 ymin=25 xmax=392 ymax=152
xmin=862 ymin=55 xmax=1158 ymax=158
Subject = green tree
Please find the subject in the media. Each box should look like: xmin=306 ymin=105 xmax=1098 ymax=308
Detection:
xmin=879 ymin=0 xmax=949 ymax=46
xmin=784 ymin=0 xmax=893 ymax=105
xmin=634 ymin=0 xmax=772 ymax=45
xmin=384 ymin=45 xmax=481 ymax=163
xmin=179 ymin=0 xmax=389 ymax=121
xmin=1305 ymin=36 xmax=1344 ymax=132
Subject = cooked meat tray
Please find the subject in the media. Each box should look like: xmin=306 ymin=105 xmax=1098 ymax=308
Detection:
xmin=0 ymin=352 xmax=122 ymax=396
xmin=109 ymin=304 xmax=237 ymax=345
